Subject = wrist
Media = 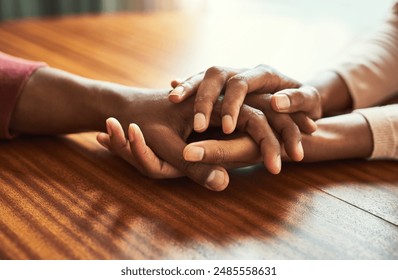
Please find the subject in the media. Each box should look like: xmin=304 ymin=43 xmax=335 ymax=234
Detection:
xmin=306 ymin=71 xmax=352 ymax=116
xmin=87 ymin=81 xmax=132 ymax=132
xmin=11 ymin=67 xmax=131 ymax=135
xmin=304 ymin=113 xmax=373 ymax=161
xmin=92 ymin=85 xmax=173 ymax=134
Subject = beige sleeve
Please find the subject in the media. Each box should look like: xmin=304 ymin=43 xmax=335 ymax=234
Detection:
xmin=334 ymin=2 xmax=398 ymax=109
xmin=354 ymin=105 xmax=398 ymax=160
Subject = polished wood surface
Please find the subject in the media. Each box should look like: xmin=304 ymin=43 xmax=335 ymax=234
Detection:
xmin=0 ymin=12 xmax=397 ymax=259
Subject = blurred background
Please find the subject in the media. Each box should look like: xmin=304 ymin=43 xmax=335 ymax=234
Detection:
xmin=0 ymin=0 xmax=197 ymax=21
xmin=0 ymin=0 xmax=394 ymax=82
xmin=0 ymin=0 xmax=393 ymax=24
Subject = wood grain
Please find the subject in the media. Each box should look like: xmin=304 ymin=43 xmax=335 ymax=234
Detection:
xmin=0 ymin=12 xmax=397 ymax=259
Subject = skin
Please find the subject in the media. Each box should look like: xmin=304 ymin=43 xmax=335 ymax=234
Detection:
xmin=104 ymin=101 xmax=373 ymax=170
xmin=11 ymin=66 xmax=312 ymax=190
xmin=102 ymin=68 xmax=374 ymax=185
xmin=182 ymin=69 xmax=373 ymax=163
xmin=168 ymin=64 xmax=318 ymax=172
xmin=10 ymin=67 xmax=230 ymax=191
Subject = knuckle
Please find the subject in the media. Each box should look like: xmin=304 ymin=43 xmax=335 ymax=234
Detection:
xmin=249 ymin=107 xmax=266 ymax=120
xmin=211 ymin=146 xmax=228 ymax=164
xmin=206 ymin=66 xmax=226 ymax=77
xmin=255 ymin=63 xmax=277 ymax=76
xmin=291 ymin=90 xmax=305 ymax=106
xmin=255 ymin=63 xmax=271 ymax=71
xmin=245 ymin=108 xmax=266 ymax=131
xmin=227 ymin=75 xmax=249 ymax=89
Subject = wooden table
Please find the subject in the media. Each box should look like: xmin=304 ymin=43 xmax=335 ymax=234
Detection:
xmin=0 ymin=11 xmax=397 ymax=260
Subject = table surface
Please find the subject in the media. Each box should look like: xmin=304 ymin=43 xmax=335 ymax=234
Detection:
xmin=0 ymin=11 xmax=397 ymax=260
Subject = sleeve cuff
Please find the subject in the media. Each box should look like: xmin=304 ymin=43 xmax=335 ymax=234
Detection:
xmin=0 ymin=52 xmax=47 ymax=139
xmin=354 ymin=105 xmax=398 ymax=160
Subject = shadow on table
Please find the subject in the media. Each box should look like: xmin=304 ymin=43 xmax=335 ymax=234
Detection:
xmin=2 ymin=134 xmax=397 ymax=259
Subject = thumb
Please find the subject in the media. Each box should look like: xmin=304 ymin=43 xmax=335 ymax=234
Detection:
xmin=271 ymin=86 xmax=321 ymax=119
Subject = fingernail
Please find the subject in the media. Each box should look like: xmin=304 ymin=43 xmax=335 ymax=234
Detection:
xmin=128 ymin=123 xmax=135 ymax=142
xmin=274 ymin=94 xmax=290 ymax=110
xmin=274 ymin=154 xmax=281 ymax=174
xmin=106 ymin=119 xmax=112 ymax=137
xmin=194 ymin=113 xmax=207 ymax=132
xmin=297 ymin=141 xmax=304 ymax=160
xmin=206 ymin=169 xmax=226 ymax=191
xmin=184 ymin=146 xmax=205 ymax=162
xmin=222 ymin=114 xmax=234 ymax=134
xmin=169 ymin=85 xmax=184 ymax=96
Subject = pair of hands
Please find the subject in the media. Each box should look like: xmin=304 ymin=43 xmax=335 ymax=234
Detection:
xmin=97 ymin=65 xmax=322 ymax=191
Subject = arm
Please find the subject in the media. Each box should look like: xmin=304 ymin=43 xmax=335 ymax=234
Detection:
xmin=168 ymin=65 xmax=318 ymax=172
xmin=293 ymin=2 xmax=398 ymax=116
xmin=182 ymin=112 xmax=374 ymax=165
xmin=10 ymin=66 xmax=118 ymax=135
xmin=272 ymin=2 xmax=398 ymax=160
xmin=0 ymin=51 xmax=46 ymax=138
xmin=9 ymin=61 xmax=298 ymax=190
xmin=333 ymin=2 xmax=398 ymax=109
xmin=4 ymin=63 xmax=230 ymax=190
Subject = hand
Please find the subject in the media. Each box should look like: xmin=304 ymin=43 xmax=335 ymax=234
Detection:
xmin=98 ymin=95 xmax=294 ymax=176
xmin=102 ymin=89 xmax=232 ymax=191
xmin=97 ymin=118 xmax=183 ymax=179
xmin=168 ymin=65 xmax=317 ymax=164
xmin=270 ymin=85 xmax=322 ymax=120
xmin=97 ymin=87 xmax=311 ymax=190
xmin=168 ymin=64 xmax=302 ymax=134
xmin=181 ymin=112 xmax=373 ymax=165
xmin=98 ymin=118 xmax=263 ymax=172
xmin=10 ymin=65 xmax=285 ymax=189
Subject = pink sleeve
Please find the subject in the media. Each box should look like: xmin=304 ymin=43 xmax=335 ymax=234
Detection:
xmin=0 ymin=52 xmax=46 ymax=139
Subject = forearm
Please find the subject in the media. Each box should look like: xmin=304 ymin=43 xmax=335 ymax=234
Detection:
xmin=9 ymin=67 xmax=129 ymax=135
xmin=306 ymin=71 xmax=352 ymax=116
xmin=302 ymin=112 xmax=373 ymax=162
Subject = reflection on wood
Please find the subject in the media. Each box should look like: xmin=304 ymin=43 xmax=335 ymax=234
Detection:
xmin=1 ymin=134 xmax=397 ymax=259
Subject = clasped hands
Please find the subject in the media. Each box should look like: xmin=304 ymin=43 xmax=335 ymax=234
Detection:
xmin=97 ymin=64 xmax=322 ymax=191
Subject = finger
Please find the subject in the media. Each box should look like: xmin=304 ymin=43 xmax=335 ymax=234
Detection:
xmin=244 ymin=94 xmax=300 ymax=163
xmin=106 ymin=117 xmax=130 ymax=154
xmin=245 ymin=94 xmax=305 ymax=162
xmin=168 ymin=72 xmax=205 ymax=103
xmin=271 ymin=86 xmax=321 ymax=119
xmin=145 ymin=126 xmax=229 ymax=191
xmin=244 ymin=93 xmax=317 ymax=135
xmin=105 ymin=118 xmax=183 ymax=179
xmin=266 ymin=112 xmax=304 ymax=162
xmin=236 ymin=105 xmax=281 ymax=174
xmin=105 ymin=117 xmax=149 ymax=169
xmin=221 ymin=64 xmax=300 ymax=134
xmin=290 ymin=113 xmax=318 ymax=134
xmin=170 ymin=78 xmax=184 ymax=88
xmin=193 ymin=66 xmax=239 ymax=132
xmin=128 ymin=123 xmax=183 ymax=178
xmin=183 ymin=136 xmax=261 ymax=168
xmin=97 ymin=132 xmax=111 ymax=150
